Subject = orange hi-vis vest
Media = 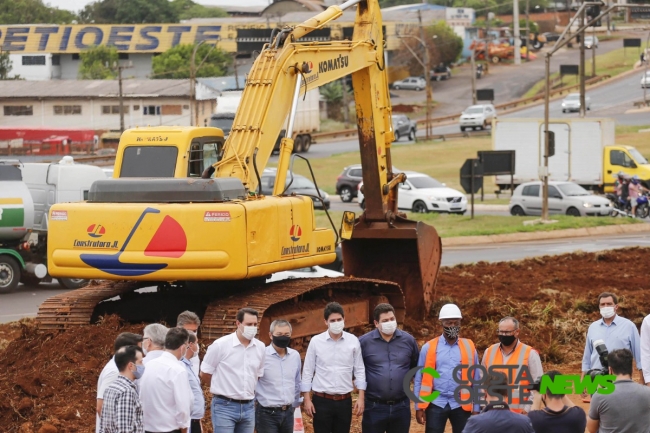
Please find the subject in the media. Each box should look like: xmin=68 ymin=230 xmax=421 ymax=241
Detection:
xmin=418 ymin=336 xmax=477 ymax=412
xmin=482 ymin=341 xmax=533 ymax=413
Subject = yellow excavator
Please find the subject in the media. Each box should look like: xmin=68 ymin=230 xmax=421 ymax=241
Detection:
xmin=38 ymin=0 xmax=441 ymax=350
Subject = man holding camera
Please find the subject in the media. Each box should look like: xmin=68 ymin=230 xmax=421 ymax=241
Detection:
xmin=587 ymin=349 xmax=650 ymax=433
xmin=581 ymin=293 xmax=643 ymax=401
xmin=527 ymin=370 xmax=586 ymax=433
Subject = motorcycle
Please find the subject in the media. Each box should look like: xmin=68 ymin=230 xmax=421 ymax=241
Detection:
xmin=607 ymin=192 xmax=650 ymax=218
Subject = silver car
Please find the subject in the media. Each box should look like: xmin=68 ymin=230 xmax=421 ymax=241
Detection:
xmin=509 ymin=181 xmax=611 ymax=216
xmin=392 ymin=114 xmax=416 ymax=141
xmin=584 ymin=35 xmax=599 ymax=49
xmin=392 ymin=77 xmax=426 ymax=91
xmin=561 ymin=93 xmax=591 ymax=113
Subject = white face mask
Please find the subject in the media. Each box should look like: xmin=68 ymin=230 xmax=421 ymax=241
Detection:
xmin=242 ymin=326 xmax=258 ymax=340
xmin=329 ymin=321 xmax=345 ymax=335
xmin=600 ymin=307 xmax=615 ymax=319
xmin=142 ymin=340 xmax=149 ymax=355
xmin=381 ymin=321 xmax=397 ymax=335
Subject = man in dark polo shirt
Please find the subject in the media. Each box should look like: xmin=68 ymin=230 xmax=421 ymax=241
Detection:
xmin=359 ymin=303 xmax=420 ymax=433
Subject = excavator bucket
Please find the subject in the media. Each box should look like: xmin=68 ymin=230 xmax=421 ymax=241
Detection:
xmin=341 ymin=215 xmax=442 ymax=320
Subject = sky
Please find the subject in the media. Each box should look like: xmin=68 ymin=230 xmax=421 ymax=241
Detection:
xmin=47 ymin=0 xmax=270 ymax=13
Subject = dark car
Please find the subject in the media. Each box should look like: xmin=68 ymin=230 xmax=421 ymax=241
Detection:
xmin=336 ymin=164 xmax=363 ymax=202
xmin=261 ymin=170 xmax=330 ymax=209
xmin=542 ymin=32 xmax=561 ymax=43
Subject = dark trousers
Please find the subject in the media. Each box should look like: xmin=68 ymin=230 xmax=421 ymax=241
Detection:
xmin=190 ymin=419 xmax=202 ymax=433
xmin=312 ymin=395 xmax=352 ymax=433
xmin=425 ymin=403 xmax=471 ymax=433
xmin=361 ymin=399 xmax=411 ymax=433
xmin=255 ymin=406 xmax=294 ymax=433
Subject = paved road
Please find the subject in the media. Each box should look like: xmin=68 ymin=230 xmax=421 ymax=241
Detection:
xmin=3 ymin=232 xmax=648 ymax=323
xmin=329 ymin=195 xmax=509 ymax=216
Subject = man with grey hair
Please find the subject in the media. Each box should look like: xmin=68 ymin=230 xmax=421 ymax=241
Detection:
xmin=177 ymin=310 xmax=202 ymax=376
xmin=481 ymin=317 xmax=543 ymax=414
xmin=254 ymin=319 xmax=302 ymax=433
xmin=142 ymin=323 xmax=169 ymax=365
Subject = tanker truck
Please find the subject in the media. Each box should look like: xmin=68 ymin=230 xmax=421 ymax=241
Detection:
xmin=0 ymin=156 xmax=106 ymax=292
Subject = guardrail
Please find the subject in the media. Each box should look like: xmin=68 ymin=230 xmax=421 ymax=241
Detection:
xmin=42 ymin=154 xmax=117 ymax=166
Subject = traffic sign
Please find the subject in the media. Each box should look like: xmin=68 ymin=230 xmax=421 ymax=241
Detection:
xmin=460 ymin=158 xmax=483 ymax=194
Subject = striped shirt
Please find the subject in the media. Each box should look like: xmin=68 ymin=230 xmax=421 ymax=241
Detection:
xmin=100 ymin=375 xmax=144 ymax=433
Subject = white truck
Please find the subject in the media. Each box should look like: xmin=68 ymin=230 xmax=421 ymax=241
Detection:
xmin=0 ymin=156 xmax=106 ymax=292
xmin=493 ymin=118 xmax=650 ymax=193
xmin=209 ymin=88 xmax=320 ymax=153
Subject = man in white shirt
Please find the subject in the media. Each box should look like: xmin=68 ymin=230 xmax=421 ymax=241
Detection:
xmin=200 ymin=307 xmax=266 ymax=433
xmin=139 ymin=327 xmax=193 ymax=433
xmin=142 ymin=323 xmax=168 ymax=365
xmin=302 ymin=302 xmax=367 ymax=433
xmin=255 ymin=319 xmax=302 ymax=433
xmin=177 ymin=310 xmax=201 ymax=377
xmin=96 ymin=332 xmax=143 ymax=433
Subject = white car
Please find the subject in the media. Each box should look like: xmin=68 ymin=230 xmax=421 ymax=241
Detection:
xmin=561 ymin=93 xmax=591 ymax=113
xmin=102 ymin=168 xmax=114 ymax=178
xmin=267 ymin=266 xmax=343 ymax=283
xmin=459 ymin=104 xmax=496 ymax=131
xmin=358 ymin=171 xmax=467 ymax=214
xmin=584 ymin=35 xmax=599 ymax=49
xmin=641 ymin=71 xmax=650 ymax=88
xmin=509 ymin=181 xmax=611 ymax=216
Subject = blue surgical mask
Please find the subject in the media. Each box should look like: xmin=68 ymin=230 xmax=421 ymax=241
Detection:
xmin=133 ymin=364 xmax=145 ymax=380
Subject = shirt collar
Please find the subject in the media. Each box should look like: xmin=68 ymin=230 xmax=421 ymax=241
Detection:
xmin=484 ymin=402 xmax=510 ymax=412
xmin=325 ymin=331 xmax=346 ymax=341
xmin=117 ymin=374 xmax=136 ymax=388
xmin=372 ymin=328 xmax=401 ymax=340
xmin=180 ymin=357 xmax=191 ymax=366
xmin=440 ymin=334 xmax=459 ymax=346
xmin=600 ymin=315 xmax=619 ymax=326
xmin=268 ymin=344 xmax=291 ymax=357
xmin=232 ymin=332 xmax=258 ymax=348
xmin=161 ymin=351 xmax=179 ymax=362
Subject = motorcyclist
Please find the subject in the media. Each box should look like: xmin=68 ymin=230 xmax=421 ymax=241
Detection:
xmin=614 ymin=171 xmax=626 ymax=199
xmin=629 ymin=175 xmax=648 ymax=217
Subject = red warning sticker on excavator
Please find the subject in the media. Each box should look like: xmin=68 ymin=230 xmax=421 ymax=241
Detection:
xmin=51 ymin=210 xmax=68 ymax=221
xmin=204 ymin=211 xmax=231 ymax=222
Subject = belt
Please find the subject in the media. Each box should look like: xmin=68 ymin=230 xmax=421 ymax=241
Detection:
xmin=258 ymin=404 xmax=293 ymax=412
xmin=145 ymin=430 xmax=180 ymax=433
xmin=366 ymin=396 xmax=408 ymax=405
xmin=313 ymin=391 xmax=352 ymax=401
xmin=214 ymin=394 xmax=253 ymax=404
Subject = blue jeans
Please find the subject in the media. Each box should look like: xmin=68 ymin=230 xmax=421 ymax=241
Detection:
xmin=361 ymin=399 xmax=411 ymax=433
xmin=425 ymin=403 xmax=471 ymax=433
xmin=255 ymin=406 xmax=294 ymax=433
xmin=211 ymin=397 xmax=255 ymax=433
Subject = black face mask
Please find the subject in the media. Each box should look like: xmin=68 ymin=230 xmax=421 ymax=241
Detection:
xmin=272 ymin=335 xmax=291 ymax=349
xmin=498 ymin=335 xmax=516 ymax=346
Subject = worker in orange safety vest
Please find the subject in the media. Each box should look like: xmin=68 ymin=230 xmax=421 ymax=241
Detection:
xmin=481 ymin=316 xmax=543 ymax=414
xmin=413 ymin=304 xmax=480 ymax=433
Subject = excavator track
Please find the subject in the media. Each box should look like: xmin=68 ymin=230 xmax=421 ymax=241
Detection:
xmin=36 ymin=280 xmax=140 ymax=330
xmin=201 ymin=276 xmax=404 ymax=354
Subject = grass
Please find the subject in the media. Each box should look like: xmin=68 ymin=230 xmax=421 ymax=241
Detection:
xmin=616 ymin=125 xmax=650 ymax=155
xmin=522 ymin=46 xmax=642 ymax=99
xmin=315 ymin=210 xmax=642 ymax=238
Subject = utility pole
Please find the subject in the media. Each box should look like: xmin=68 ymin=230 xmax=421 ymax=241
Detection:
xmin=418 ymin=10 xmax=433 ymax=139
xmin=592 ymin=25 xmax=596 ymax=76
xmin=485 ymin=9 xmax=491 ymax=73
xmin=190 ymin=41 xmax=217 ymax=126
xmin=471 ymin=44 xmax=477 ymax=104
xmin=514 ymin=0 xmax=522 ymax=65
xmin=579 ymin=7 xmax=586 ymax=118
xmin=342 ymin=77 xmax=350 ymax=128
xmin=542 ymin=55 xmax=550 ymax=221
xmin=525 ymin=0 xmax=530 ymax=61
xmin=114 ymin=62 xmax=133 ymax=133
xmin=645 ymin=31 xmax=649 ymax=106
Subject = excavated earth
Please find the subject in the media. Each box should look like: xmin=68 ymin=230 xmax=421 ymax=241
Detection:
xmin=2 ymin=247 xmax=650 ymax=432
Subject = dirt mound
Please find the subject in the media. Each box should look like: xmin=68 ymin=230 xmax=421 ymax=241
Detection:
xmin=2 ymin=247 xmax=650 ymax=432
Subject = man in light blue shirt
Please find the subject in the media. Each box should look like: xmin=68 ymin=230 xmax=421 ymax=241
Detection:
xmin=182 ymin=332 xmax=205 ymax=433
xmin=581 ymin=292 xmax=643 ymax=399
xmin=255 ymin=319 xmax=301 ymax=433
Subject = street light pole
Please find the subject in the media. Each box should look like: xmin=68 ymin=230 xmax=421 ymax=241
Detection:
xmin=397 ymin=31 xmax=432 ymax=140
xmin=514 ymin=0 xmax=522 ymax=65
xmin=579 ymin=7 xmax=586 ymax=118
xmin=645 ymin=31 xmax=649 ymax=106
xmin=525 ymin=0 xmax=530 ymax=61
xmin=190 ymin=41 xmax=206 ymax=127
xmin=471 ymin=44 xmax=477 ymax=104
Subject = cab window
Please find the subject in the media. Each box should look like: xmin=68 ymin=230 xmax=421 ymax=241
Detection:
xmin=187 ymin=138 xmax=224 ymax=177
xmin=610 ymin=150 xmax=634 ymax=168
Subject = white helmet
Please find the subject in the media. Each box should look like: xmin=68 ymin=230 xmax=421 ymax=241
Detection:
xmin=439 ymin=303 xmax=462 ymax=320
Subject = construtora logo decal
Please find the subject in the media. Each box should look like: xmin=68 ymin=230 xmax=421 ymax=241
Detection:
xmin=80 ymin=207 xmax=187 ymax=277
xmin=87 ymin=224 xmax=106 ymax=238
xmin=290 ymin=225 xmax=302 ymax=242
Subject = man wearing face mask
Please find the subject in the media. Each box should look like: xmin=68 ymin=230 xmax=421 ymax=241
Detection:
xmin=140 ymin=327 xmax=193 ymax=433
xmin=254 ymin=319 xmax=302 ymax=433
xmin=414 ymin=303 xmax=479 ymax=433
xmin=182 ymin=332 xmax=205 ymax=433
xmin=582 ymin=292 xmax=642 ymax=401
xmin=302 ymin=302 xmax=366 ymax=433
xmin=359 ymin=303 xmax=419 ymax=433
xmin=200 ymin=307 xmax=266 ymax=433
xmin=142 ymin=323 xmax=169 ymax=365
xmin=177 ymin=311 xmax=202 ymax=377
xmin=482 ymin=317 xmax=543 ymax=414
xmin=99 ymin=345 xmax=145 ymax=433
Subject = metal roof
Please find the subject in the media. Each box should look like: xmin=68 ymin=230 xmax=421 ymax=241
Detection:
xmin=0 ymin=79 xmax=208 ymax=99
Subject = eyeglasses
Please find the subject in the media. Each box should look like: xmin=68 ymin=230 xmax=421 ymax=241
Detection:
xmin=496 ymin=330 xmax=517 ymax=336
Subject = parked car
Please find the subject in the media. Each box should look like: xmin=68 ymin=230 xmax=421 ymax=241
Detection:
xmin=267 ymin=265 xmax=343 ymax=283
xmin=336 ymin=164 xmax=401 ymax=202
xmin=584 ymin=35 xmax=599 ymax=49
xmin=542 ymin=32 xmax=561 ymax=42
xmin=358 ymin=171 xmax=467 ymax=214
xmin=561 ymin=93 xmax=592 ymax=113
xmin=392 ymin=114 xmax=417 ymax=141
xmin=459 ymin=104 xmax=497 ymax=131
xmin=509 ymin=181 xmax=612 ymax=216
xmin=391 ymin=77 xmax=426 ymax=91
xmin=548 ymin=2 xmax=566 ymax=11
xmin=641 ymin=71 xmax=650 ymax=88
xmin=261 ymin=169 xmax=330 ymax=209
xmin=430 ymin=64 xmax=452 ymax=81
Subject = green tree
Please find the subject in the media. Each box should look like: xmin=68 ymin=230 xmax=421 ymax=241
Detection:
xmin=171 ymin=0 xmax=228 ymax=20
xmin=79 ymin=45 xmax=119 ymax=79
xmin=0 ymin=0 xmax=76 ymax=24
xmin=0 ymin=52 xmax=16 ymax=79
xmin=320 ymin=82 xmax=344 ymax=121
xmin=395 ymin=21 xmax=463 ymax=75
xmin=80 ymin=0 xmax=176 ymax=24
xmin=152 ymin=43 xmax=231 ymax=79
